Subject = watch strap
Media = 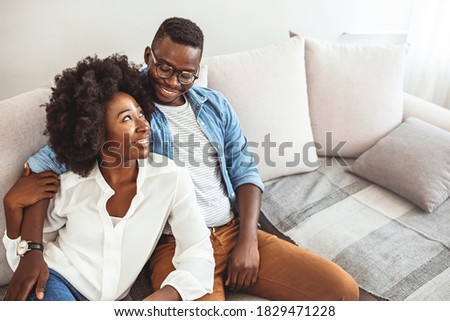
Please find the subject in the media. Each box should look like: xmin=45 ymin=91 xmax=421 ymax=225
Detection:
xmin=27 ymin=242 xmax=44 ymax=252
xmin=18 ymin=241 xmax=44 ymax=257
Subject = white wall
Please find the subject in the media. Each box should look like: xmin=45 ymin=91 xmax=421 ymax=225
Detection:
xmin=0 ymin=0 xmax=414 ymax=100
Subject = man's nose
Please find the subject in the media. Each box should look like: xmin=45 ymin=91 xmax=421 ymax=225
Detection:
xmin=166 ymin=73 xmax=180 ymax=87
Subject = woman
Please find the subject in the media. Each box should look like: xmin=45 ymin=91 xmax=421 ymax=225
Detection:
xmin=2 ymin=54 xmax=214 ymax=301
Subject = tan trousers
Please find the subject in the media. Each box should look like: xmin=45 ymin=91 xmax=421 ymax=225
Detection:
xmin=149 ymin=219 xmax=359 ymax=301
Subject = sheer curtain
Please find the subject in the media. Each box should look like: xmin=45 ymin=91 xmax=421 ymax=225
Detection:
xmin=404 ymin=0 xmax=450 ymax=109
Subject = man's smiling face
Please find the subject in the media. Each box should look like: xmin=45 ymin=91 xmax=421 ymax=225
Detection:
xmin=144 ymin=36 xmax=202 ymax=106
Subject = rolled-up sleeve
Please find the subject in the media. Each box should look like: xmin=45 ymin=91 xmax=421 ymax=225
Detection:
xmin=27 ymin=145 xmax=67 ymax=175
xmin=222 ymin=97 xmax=264 ymax=193
xmin=161 ymin=168 xmax=214 ymax=301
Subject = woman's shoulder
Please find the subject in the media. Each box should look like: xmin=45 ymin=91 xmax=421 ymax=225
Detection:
xmin=59 ymin=168 xmax=95 ymax=191
xmin=144 ymin=153 xmax=184 ymax=175
xmin=140 ymin=154 xmax=192 ymax=192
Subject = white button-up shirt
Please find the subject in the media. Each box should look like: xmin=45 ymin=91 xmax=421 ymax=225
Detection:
xmin=3 ymin=154 xmax=214 ymax=301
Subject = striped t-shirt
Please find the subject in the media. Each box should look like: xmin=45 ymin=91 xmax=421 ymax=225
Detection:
xmin=156 ymin=99 xmax=233 ymax=233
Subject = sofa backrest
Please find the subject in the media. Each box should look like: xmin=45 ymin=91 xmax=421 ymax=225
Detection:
xmin=0 ymin=81 xmax=51 ymax=285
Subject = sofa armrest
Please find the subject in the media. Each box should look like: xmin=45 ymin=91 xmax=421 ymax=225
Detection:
xmin=403 ymin=93 xmax=450 ymax=131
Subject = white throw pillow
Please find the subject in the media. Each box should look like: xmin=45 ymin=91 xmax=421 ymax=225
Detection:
xmin=204 ymin=36 xmax=319 ymax=181
xmin=194 ymin=64 xmax=208 ymax=88
xmin=303 ymin=35 xmax=407 ymax=157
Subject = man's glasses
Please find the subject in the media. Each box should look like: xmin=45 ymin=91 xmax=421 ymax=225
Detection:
xmin=149 ymin=49 xmax=199 ymax=85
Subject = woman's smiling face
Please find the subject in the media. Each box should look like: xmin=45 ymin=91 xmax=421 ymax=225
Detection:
xmin=102 ymin=91 xmax=150 ymax=166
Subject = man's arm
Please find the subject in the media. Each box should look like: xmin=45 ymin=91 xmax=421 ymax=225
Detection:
xmin=219 ymin=94 xmax=264 ymax=291
xmin=3 ymin=164 xmax=59 ymax=239
xmin=225 ymin=184 xmax=261 ymax=291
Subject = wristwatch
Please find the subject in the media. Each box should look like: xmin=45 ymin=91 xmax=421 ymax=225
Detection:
xmin=16 ymin=240 xmax=44 ymax=257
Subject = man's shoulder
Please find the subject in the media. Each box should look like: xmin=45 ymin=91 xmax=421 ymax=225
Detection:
xmin=189 ymin=86 xmax=220 ymax=95
xmin=187 ymin=87 xmax=235 ymax=120
xmin=188 ymin=86 xmax=228 ymax=104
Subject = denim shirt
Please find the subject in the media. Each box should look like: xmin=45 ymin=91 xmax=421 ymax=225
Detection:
xmin=28 ymin=86 xmax=264 ymax=213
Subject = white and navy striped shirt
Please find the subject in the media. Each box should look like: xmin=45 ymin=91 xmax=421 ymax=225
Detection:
xmin=157 ymin=99 xmax=233 ymax=233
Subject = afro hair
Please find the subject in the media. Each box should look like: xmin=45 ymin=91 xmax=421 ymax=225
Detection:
xmin=44 ymin=54 xmax=154 ymax=177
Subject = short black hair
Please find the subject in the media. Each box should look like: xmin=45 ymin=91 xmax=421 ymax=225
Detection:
xmin=44 ymin=54 xmax=154 ymax=177
xmin=152 ymin=17 xmax=204 ymax=51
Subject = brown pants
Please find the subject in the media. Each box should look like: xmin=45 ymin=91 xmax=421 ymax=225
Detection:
xmin=149 ymin=219 xmax=359 ymax=301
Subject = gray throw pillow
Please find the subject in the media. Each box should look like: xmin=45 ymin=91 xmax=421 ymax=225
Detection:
xmin=349 ymin=117 xmax=450 ymax=212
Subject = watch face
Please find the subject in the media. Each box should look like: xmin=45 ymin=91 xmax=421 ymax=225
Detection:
xmin=17 ymin=240 xmax=29 ymax=256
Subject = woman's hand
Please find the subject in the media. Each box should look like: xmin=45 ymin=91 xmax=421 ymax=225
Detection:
xmin=3 ymin=250 xmax=49 ymax=301
xmin=143 ymin=285 xmax=182 ymax=301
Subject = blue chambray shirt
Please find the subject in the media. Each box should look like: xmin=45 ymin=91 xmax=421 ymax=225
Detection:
xmin=28 ymin=86 xmax=264 ymax=214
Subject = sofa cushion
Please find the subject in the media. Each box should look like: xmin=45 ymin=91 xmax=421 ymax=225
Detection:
xmin=0 ymin=82 xmax=51 ymax=286
xmin=204 ymin=36 xmax=319 ymax=182
xmin=349 ymin=117 xmax=450 ymax=212
xmin=194 ymin=64 xmax=208 ymax=88
xmin=303 ymin=35 xmax=407 ymax=157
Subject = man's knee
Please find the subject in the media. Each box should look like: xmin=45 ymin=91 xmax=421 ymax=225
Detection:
xmin=327 ymin=271 xmax=360 ymax=301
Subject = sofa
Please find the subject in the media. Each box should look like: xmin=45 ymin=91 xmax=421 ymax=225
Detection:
xmin=1 ymin=33 xmax=450 ymax=301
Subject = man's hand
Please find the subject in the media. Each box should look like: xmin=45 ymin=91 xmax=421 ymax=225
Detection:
xmin=4 ymin=250 xmax=49 ymax=301
xmin=3 ymin=164 xmax=60 ymax=239
xmin=4 ymin=164 xmax=60 ymax=210
xmin=225 ymin=237 xmax=260 ymax=292
xmin=227 ymin=184 xmax=262 ymax=292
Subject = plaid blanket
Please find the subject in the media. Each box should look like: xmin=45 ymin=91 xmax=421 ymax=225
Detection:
xmin=262 ymin=157 xmax=450 ymax=301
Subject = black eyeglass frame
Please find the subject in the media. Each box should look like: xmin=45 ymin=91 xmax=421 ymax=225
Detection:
xmin=149 ymin=48 xmax=199 ymax=85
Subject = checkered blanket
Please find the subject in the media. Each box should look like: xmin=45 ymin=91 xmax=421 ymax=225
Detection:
xmin=262 ymin=157 xmax=450 ymax=301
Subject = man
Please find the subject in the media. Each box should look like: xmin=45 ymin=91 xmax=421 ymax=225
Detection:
xmin=4 ymin=17 xmax=359 ymax=300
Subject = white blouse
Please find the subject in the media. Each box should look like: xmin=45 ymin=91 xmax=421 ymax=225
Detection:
xmin=3 ymin=154 xmax=214 ymax=301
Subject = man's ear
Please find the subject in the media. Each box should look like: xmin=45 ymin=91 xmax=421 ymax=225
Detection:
xmin=144 ymin=46 xmax=151 ymax=65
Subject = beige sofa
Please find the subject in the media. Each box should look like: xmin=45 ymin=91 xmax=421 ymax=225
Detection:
xmin=1 ymin=34 xmax=450 ymax=301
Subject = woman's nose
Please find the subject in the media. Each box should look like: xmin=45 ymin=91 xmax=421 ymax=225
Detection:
xmin=136 ymin=118 xmax=149 ymax=132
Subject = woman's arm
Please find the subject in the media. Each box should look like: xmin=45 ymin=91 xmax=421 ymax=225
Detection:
xmin=147 ymin=167 xmax=214 ymax=301
xmin=143 ymin=285 xmax=181 ymax=301
xmin=3 ymin=200 xmax=50 ymax=301
xmin=3 ymin=148 xmax=65 ymax=301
